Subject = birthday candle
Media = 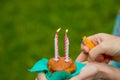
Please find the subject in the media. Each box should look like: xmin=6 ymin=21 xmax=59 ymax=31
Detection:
xmin=64 ymin=29 xmax=69 ymax=62
xmin=54 ymin=28 xmax=61 ymax=61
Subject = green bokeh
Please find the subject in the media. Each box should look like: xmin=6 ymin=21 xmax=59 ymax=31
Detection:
xmin=0 ymin=0 xmax=120 ymax=80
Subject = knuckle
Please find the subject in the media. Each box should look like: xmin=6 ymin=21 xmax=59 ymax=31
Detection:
xmin=99 ymin=43 xmax=107 ymax=51
xmin=97 ymin=33 xmax=105 ymax=36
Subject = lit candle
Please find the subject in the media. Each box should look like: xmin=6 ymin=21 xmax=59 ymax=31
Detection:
xmin=64 ymin=29 xmax=69 ymax=62
xmin=54 ymin=28 xmax=61 ymax=61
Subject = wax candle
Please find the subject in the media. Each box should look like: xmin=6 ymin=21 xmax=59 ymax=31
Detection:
xmin=64 ymin=29 xmax=69 ymax=62
xmin=54 ymin=28 xmax=61 ymax=61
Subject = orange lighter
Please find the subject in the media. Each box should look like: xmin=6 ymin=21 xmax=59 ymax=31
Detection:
xmin=82 ymin=36 xmax=95 ymax=50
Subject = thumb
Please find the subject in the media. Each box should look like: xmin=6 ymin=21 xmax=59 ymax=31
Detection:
xmin=37 ymin=73 xmax=47 ymax=80
xmin=74 ymin=64 xmax=99 ymax=80
xmin=89 ymin=44 xmax=105 ymax=60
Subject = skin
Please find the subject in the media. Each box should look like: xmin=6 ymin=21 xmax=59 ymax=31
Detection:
xmin=72 ymin=33 xmax=120 ymax=80
xmin=76 ymin=33 xmax=120 ymax=63
xmin=35 ymin=73 xmax=47 ymax=80
xmin=70 ymin=62 xmax=120 ymax=80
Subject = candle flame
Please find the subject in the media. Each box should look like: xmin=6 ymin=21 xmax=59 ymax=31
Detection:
xmin=65 ymin=29 xmax=68 ymax=33
xmin=56 ymin=28 xmax=61 ymax=33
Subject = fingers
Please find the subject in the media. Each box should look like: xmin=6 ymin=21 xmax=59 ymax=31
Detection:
xmin=80 ymin=42 xmax=111 ymax=63
xmin=76 ymin=44 xmax=90 ymax=62
xmin=76 ymin=43 xmax=89 ymax=62
xmin=104 ymin=57 xmax=110 ymax=64
xmin=70 ymin=62 xmax=119 ymax=80
xmin=89 ymin=44 xmax=105 ymax=60
xmin=69 ymin=76 xmax=79 ymax=80
xmin=79 ymin=64 xmax=99 ymax=80
xmin=79 ymin=33 xmax=112 ymax=63
xmin=76 ymin=52 xmax=88 ymax=62
xmin=88 ymin=55 xmax=102 ymax=62
xmin=71 ymin=64 xmax=120 ymax=80
xmin=37 ymin=73 xmax=47 ymax=80
xmin=111 ymin=56 xmax=120 ymax=62
xmin=81 ymin=44 xmax=90 ymax=53
xmin=70 ymin=64 xmax=99 ymax=80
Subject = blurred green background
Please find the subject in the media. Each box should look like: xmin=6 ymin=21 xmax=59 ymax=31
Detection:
xmin=0 ymin=0 xmax=120 ymax=79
